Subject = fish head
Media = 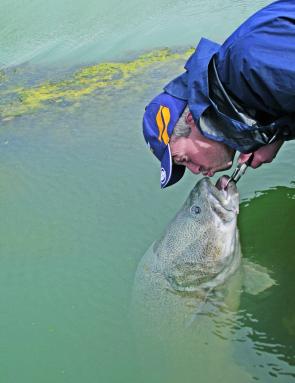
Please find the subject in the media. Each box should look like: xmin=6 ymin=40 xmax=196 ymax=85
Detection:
xmin=171 ymin=176 xmax=239 ymax=238
xmin=188 ymin=175 xmax=239 ymax=222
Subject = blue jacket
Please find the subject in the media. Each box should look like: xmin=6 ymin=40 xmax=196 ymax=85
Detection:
xmin=164 ymin=0 xmax=295 ymax=153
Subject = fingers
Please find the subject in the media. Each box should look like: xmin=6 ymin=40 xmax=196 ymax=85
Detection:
xmin=238 ymin=152 xmax=262 ymax=168
xmin=238 ymin=153 xmax=253 ymax=165
xmin=249 ymin=156 xmax=262 ymax=169
xmin=238 ymin=139 xmax=284 ymax=169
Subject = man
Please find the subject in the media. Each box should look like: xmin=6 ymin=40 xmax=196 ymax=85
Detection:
xmin=142 ymin=0 xmax=294 ymax=188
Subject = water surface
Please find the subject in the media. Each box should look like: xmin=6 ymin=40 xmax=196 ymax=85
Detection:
xmin=0 ymin=0 xmax=294 ymax=382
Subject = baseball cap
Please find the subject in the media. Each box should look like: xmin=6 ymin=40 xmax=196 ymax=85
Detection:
xmin=142 ymin=92 xmax=187 ymax=188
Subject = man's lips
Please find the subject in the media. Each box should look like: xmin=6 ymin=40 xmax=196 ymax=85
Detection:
xmin=202 ymin=170 xmax=214 ymax=177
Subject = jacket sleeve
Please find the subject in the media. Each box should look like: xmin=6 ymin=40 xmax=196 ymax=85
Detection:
xmin=215 ymin=0 xmax=295 ymax=139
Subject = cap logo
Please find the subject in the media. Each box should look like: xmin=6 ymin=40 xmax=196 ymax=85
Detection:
xmin=156 ymin=106 xmax=170 ymax=145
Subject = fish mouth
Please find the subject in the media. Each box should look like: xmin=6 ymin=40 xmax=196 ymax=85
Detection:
xmin=201 ymin=176 xmax=239 ymax=215
xmin=215 ymin=175 xmax=231 ymax=191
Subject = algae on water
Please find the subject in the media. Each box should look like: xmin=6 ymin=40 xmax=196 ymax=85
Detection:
xmin=0 ymin=48 xmax=194 ymax=121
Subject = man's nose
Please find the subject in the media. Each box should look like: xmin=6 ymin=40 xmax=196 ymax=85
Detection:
xmin=186 ymin=163 xmax=201 ymax=174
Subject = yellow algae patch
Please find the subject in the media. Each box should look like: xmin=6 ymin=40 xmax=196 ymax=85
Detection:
xmin=0 ymin=48 xmax=194 ymax=120
xmin=0 ymin=71 xmax=6 ymax=84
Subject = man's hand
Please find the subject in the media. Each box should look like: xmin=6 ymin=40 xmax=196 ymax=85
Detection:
xmin=238 ymin=140 xmax=284 ymax=168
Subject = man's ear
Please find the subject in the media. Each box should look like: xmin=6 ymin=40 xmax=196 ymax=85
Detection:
xmin=185 ymin=112 xmax=193 ymax=124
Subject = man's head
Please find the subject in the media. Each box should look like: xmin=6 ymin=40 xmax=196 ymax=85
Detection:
xmin=170 ymin=107 xmax=235 ymax=177
xmin=143 ymin=92 xmax=235 ymax=188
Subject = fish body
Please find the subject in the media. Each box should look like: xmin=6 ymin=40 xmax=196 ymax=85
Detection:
xmin=132 ymin=177 xmax=241 ymax=327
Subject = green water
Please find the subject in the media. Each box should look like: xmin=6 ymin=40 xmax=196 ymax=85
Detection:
xmin=0 ymin=1 xmax=294 ymax=382
xmin=1 ymin=0 xmax=270 ymax=68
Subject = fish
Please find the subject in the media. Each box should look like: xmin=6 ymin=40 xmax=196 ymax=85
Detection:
xmin=131 ymin=176 xmax=276 ymax=382
xmin=132 ymin=176 xmax=275 ymax=329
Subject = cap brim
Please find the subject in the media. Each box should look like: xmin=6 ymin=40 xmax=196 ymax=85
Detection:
xmin=160 ymin=144 xmax=185 ymax=188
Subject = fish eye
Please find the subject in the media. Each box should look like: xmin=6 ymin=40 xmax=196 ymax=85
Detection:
xmin=190 ymin=205 xmax=201 ymax=216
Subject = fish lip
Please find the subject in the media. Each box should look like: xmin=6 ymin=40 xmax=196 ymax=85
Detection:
xmin=201 ymin=177 xmax=239 ymax=214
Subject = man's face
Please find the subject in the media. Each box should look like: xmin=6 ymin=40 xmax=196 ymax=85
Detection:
xmin=170 ymin=114 xmax=235 ymax=177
